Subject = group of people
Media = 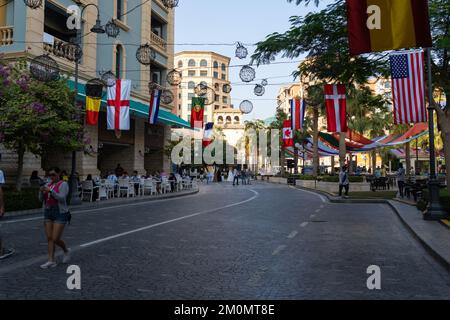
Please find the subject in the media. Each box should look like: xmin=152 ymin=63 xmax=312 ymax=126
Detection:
xmin=230 ymin=168 xmax=253 ymax=186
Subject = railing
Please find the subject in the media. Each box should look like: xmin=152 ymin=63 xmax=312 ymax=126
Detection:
xmin=43 ymin=35 xmax=79 ymax=61
xmin=150 ymin=32 xmax=167 ymax=52
xmin=0 ymin=26 xmax=13 ymax=46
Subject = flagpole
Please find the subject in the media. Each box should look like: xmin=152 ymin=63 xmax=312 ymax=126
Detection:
xmin=424 ymin=47 xmax=446 ymax=220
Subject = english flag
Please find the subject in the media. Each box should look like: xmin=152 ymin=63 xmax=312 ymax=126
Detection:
xmin=283 ymin=120 xmax=294 ymax=148
xmin=290 ymin=99 xmax=306 ymax=130
xmin=324 ymin=84 xmax=348 ymax=133
xmin=107 ymin=79 xmax=131 ymax=130
xmin=149 ymin=89 xmax=161 ymax=125
xmin=203 ymin=123 xmax=214 ymax=147
xmin=389 ymin=50 xmax=427 ymax=125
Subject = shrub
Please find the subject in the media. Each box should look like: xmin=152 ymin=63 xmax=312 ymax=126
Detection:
xmin=319 ymin=176 xmax=364 ymax=183
xmin=3 ymin=187 xmax=42 ymax=212
xmin=416 ymin=189 xmax=450 ymax=213
xmin=289 ymin=175 xmax=316 ymax=181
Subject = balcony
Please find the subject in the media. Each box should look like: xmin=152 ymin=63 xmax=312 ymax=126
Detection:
xmin=151 ymin=32 xmax=167 ymax=52
xmin=43 ymin=35 xmax=79 ymax=61
xmin=0 ymin=26 xmax=13 ymax=46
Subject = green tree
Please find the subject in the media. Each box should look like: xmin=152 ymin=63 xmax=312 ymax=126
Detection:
xmin=0 ymin=58 xmax=83 ymax=190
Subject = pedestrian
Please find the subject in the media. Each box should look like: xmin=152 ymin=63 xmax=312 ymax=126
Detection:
xmin=0 ymin=169 xmax=15 ymax=260
xmin=339 ymin=165 xmax=350 ymax=198
xmin=115 ymin=164 xmax=124 ymax=178
xmin=39 ymin=167 xmax=71 ymax=269
xmin=241 ymin=169 xmax=247 ymax=185
xmin=397 ymin=163 xmax=406 ymax=198
xmin=374 ymin=167 xmax=382 ymax=178
xmin=233 ymin=168 xmax=240 ymax=186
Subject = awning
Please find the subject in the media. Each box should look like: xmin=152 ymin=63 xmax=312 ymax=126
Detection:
xmin=67 ymin=80 xmax=192 ymax=129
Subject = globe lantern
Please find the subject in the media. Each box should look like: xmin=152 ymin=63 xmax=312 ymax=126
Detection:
xmin=30 ymin=54 xmax=60 ymax=82
xmin=105 ymin=20 xmax=120 ymax=38
xmin=24 ymin=0 xmax=43 ymax=9
xmin=239 ymin=65 xmax=256 ymax=83
xmin=136 ymin=43 xmax=155 ymax=66
xmin=239 ymin=100 xmax=254 ymax=114
xmin=162 ymin=0 xmax=179 ymax=9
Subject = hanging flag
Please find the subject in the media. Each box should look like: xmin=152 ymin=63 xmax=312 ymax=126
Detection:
xmin=107 ymin=79 xmax=131 ymax=130
xmin=346 ymin=0 xmax=432 ymax=56
xmin=390 ymin=49 xmax=427 ymax=125
xmin=290 ymin=99 xmax=306 ymax=130
xmin=149 ymin=88 xmax=161 ymax=125
xmin=283 ymin=120 xmax=294 ymax=148
xmin=85 ymin=80 xmax=103 ymax=126
xmin=191 ymin=97 xmax=205 ymax=129
xmin=324 ymin=84 xmax=348 ymax=133
xmin=203 ymin=123 xmax=214 ymax=147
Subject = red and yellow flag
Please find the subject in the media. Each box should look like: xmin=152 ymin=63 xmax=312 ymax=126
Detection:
xmin=86 ymin=96 xmax=101 ymax=126
xmin=347 ymin=0 xmax=432 ymax=55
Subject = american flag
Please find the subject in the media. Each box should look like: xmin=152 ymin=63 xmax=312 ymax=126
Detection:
xmin=389 ymin=50 xmax=427 ymax=125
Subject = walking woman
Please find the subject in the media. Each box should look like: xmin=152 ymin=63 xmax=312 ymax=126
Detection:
xmin=39 ymin=167 xmax=71 ymax=269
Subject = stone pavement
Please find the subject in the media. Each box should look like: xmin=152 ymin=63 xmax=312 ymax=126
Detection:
xmin=0 ymin=182 xmax=449 ymax=299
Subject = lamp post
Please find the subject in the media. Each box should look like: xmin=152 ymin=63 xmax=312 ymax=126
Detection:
xmin=69 ymin=4 xmax=105 ymax=205
xmin=423 ymin=48 xmax=447 ymax=221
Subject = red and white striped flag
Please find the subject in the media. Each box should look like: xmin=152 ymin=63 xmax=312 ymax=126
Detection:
xmin=389 ymin=50 xmax=427 ymax=125
xmin=324 ymin=84 xmax=347 ymax=133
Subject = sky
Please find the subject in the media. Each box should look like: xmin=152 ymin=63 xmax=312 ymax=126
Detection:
xmin=174 ymin=0 xmax=333 ymax=121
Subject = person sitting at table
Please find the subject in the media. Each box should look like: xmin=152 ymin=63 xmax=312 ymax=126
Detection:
xmin=130 ymin=171 xmax=141 ymax=194
xmin=120 ymin=172 xmax=129 ymax=179
xmin=115 ymin=164 xmax=124 ymax=178
xmin=169 ymin=173 xmax=176 ymax=192
xmin=374 ymin=167 xmax=382 ymax=179
xmin=86 ymin=174 xmax=99 ymax=201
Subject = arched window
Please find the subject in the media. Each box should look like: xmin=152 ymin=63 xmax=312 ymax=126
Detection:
xmin=217 ymin=116 xmax=224 ymax=124
xmin=178 ymin=60 xmax=183 ymax=68
xmin=200 ymin=59 xmax=208 ymax=67
xmin=221 ymin=63 xmax=226 ymax=71
xmin=188 ymin=81 xmax=196 ymax=89
xmin=226 ymin=116 xmax=232 ymax=124
xmin=234 ymin=116 xmax=240 ymax=124
xmin=213 ymin=61 xmax=219 ymax=69
xmin=214 ymin=83 xmax=220 ymax=91
xmin=115 ymin=44 xmax=123 ymax=78
xmin=116 ymin=0 xmax=124 ymax=20
xmin=188 ymin=59 xmax=196 ymax=67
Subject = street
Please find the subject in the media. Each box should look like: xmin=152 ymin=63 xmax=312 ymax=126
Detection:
xmin=1 ymin=182 xmax=450 ymax=300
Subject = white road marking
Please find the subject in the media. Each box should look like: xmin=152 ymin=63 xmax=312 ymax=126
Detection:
xmin=287 ymin=231 xmax=298 ymax=239
xmin=310 ymin=214 xmax=317 ymax=219
xmin=80 ymin=189 xmax=259 ymax=248
xmin=300 ymin=222 xmax=309 ymax=228
xmin=272 ymin=245 xmax=287 ymax=256
xmin=290 ymin=186 xmax=327 ymax=203
xmin=315 ymin=209 xmax=321 ymax=213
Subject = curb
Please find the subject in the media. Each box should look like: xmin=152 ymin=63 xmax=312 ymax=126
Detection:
xmin=292 ymin=185 xmax=450 ymax=272
xmin=3 ymin=188 xmax=200 ymax=220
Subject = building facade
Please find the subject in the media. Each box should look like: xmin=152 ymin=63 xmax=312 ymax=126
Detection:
xmin=174 ymin=51 xmax=244 ymax=147
xmin=0 ymin=0 xmax=191 ymax=183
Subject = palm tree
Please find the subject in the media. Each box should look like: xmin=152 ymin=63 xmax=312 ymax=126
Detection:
xmin=270 ymin=109 xmax=289 ymax=176
xmin=244 ymin=119 xmax=267 ymax=172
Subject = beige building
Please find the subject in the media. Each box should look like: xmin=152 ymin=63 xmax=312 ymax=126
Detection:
xmin=0 ymin=0 xmax=190 ymax=184
xmin=174 ymin=51 xmax=245 ymax=147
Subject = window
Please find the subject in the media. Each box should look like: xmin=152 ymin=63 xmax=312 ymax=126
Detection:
xmin=178 ymin=60 xmax=183 ymax=68
xmin=221 ymin=74 xmax=226 ymax=80
xmin=214 ymin=105 xmax=220 ymax=110
xmin=234 ymin=116 xmax=240 ymax=124
xmin=226 ymin=116 xmax=232 ymax=124
xmin=214 ymin=95 xmax=219 ymax=102
xmin=178 ymin=104 xmax=181 ymax=110
xmin=188 ymin=93 xmax=195 ymax=100
xmin=200 ymin=60 xmax=208 ymax=67
xmin=213 ymin=61 xmax=219 ymax=69
xmin=116 ymin=0 xmax=123 ymax=20
xmin=188 ymin=59 xmax=196 ymax=67
xmin=115 ymin=45 xmax=123 ymax=78
xmin=188 ymin=70 xmax=196 ymax=77
xmin=204 ymin=115 xmax=208 ymax=124
xmin=200 ymin=81 xmax=208 ymax=87
xmin=221 ymin=63 xmax=226 ymax=71
xmin=222 ymin=84 xmax=229 ymax=93
xmin=200 ymin=70 xmax=208 ymax=77
xmin=214 ymin=83 xmax=220 ymax=91
xmin=217 ymin=116 xmax=224 ymax=124
xmin=187 ymin=114 xmax=191 ymax=121
xmin=188 ymin=81 xmax=196 ymax=89
xmin=222 ymin=96 xmax=228 ymax=104
xmin=213 ymin=72 xmax=219 ymax=79
xmin=188 ymin=105 xmax=192 ymax=111
xmin=178 ymin=93 xmax=181 ymax=99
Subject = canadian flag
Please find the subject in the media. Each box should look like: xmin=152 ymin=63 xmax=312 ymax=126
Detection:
xmin=283 ymin=120 xmax=294 ymax=148
xmin=107 ymin=79 xmax=131 ymax=130
xmin=324 ymin=84 xmax=347 ymax=133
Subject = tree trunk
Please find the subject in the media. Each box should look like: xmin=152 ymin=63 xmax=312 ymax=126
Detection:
xmin=294 ymin=145 xmax=299 ymax=175
xmin=339 ymin=132 xmax=346 ymax=169
xmin=313 ymin=106 xmax=319 ymax=177
xmin=439 ymin=114 xmax=450 ymax=191
xmin=405 ymin=142 xmax=411 ymax=178
xmin=348 ymin=152 xmax=353 ymax=175
xmin=15 ymin=145 xmax=25 ymax=192
xmin=331 ymin=156 xmax=335 ymax=175
xmin=371 ymin=149 xmax=377 ymax=174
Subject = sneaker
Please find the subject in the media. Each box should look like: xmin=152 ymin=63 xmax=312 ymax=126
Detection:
xmin=40 ymin=261 xmax=57 ymax=269
xmin=0 ymin=248 xmax=15 ymax=260
xmin=62 ymin=249 xmax=71 ymax=264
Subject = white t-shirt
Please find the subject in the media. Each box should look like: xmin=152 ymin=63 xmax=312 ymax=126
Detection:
xmin=0 ymin=170 xmax=5 ymax=185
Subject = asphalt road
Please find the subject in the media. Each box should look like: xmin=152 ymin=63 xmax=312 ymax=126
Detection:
xmin=1 ymin=182 xmax=449 ymax=300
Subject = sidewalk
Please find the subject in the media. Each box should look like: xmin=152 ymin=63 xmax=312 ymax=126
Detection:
xmin=3 ymin=187 xmax=200 ymax=220
xmin=291 ymin=184 xmax=450 ymax=270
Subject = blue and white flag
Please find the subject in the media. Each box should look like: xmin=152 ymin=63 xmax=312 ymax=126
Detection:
xmin=149 ymin=89 xmax=161 ymax=125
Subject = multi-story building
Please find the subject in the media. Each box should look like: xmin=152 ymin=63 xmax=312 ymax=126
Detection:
xmin=0 ymin=0 xmax=191 ymax=182
xmin=174 ymin=51 xmax=244 ymax=147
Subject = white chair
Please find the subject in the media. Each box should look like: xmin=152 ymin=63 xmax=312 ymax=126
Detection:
xmin=104 ymin=179 xmax=115 ymax=199
xmin=175 ymin=175 xmax=183 ymax=192
xmin=143 ymin=179 xmax=157 ymax=196
xmin=118 ymin=178 xmax=133 ymax=198
xmin=182 ymin=177 xmax=192 ymax=189
xmin=98 ymin=180 xmax=108 ymax=200
xmin=161 ymin=177 xmax=171 ymax=194
xmin=81 ymin=180 xmax=99 ymax=202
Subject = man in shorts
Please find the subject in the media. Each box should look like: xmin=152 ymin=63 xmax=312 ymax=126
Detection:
xmin=0 ymin=169 xmax=15 ymax=260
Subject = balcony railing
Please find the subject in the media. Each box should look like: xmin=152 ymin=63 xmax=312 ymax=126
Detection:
xmin=0 ymin=26 xmax=13 ymax=46
xmin=43 ymin=35 xmax=78 ymax=61
xmin=151 ymin=32 xmax=167 ymax=52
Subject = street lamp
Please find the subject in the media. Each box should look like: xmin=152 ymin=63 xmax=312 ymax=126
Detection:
xmin=69 ymin=3 xmax=106 ymax=205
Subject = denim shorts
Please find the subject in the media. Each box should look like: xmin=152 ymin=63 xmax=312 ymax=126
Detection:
xmin=44 ymin=206 xmax=68 ymax=225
